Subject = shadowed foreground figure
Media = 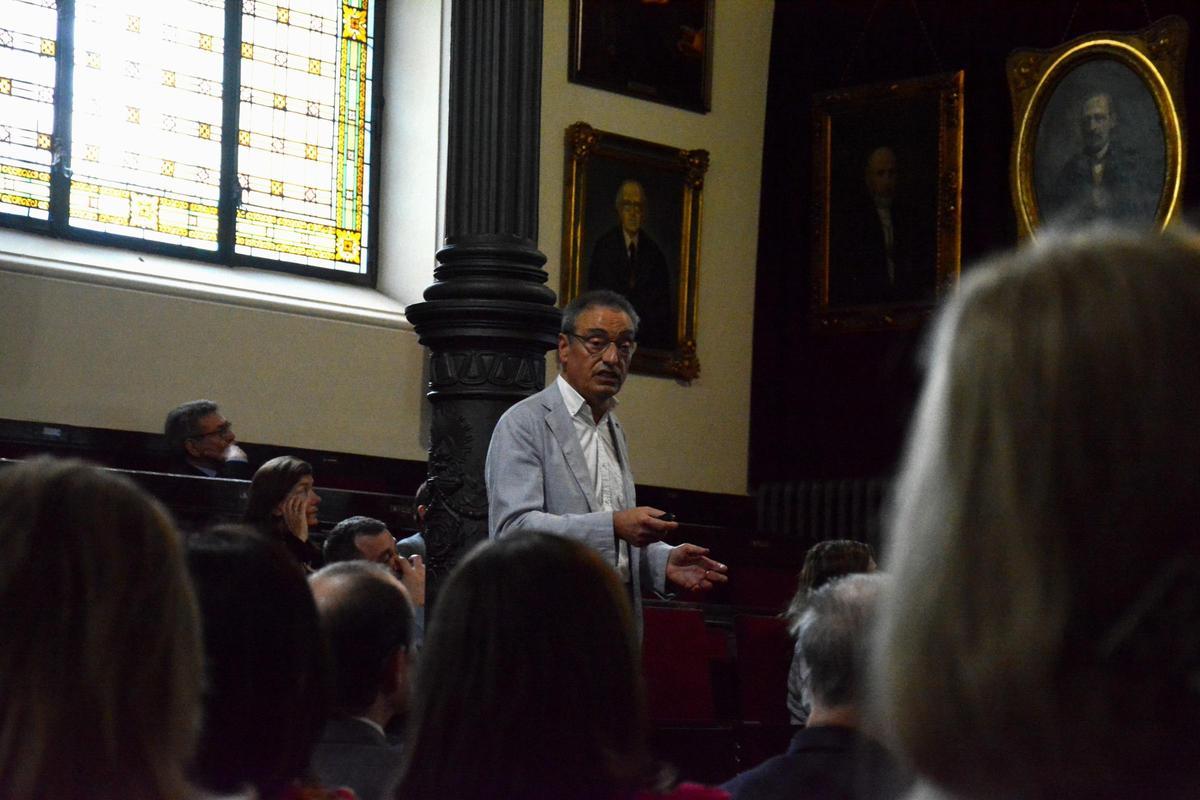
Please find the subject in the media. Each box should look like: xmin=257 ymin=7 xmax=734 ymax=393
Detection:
xmin=186 ymin=525 xmax=341 ymax=800
xmin=309 ymin=561 xmax=415 ymax=800
xmin=724 ymin=574 xmax=909 ymax=800
xmin=395 ymin=532 xmax=728 ymax=800
xmin=0 ymin=458 xmax=203 ymax=800
xmin=873 ymin=227 xmax=1200 ymax=800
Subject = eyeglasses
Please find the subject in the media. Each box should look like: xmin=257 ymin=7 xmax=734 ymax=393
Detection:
xmin=566 ymin=332 xmax=637 ymax=359
xmin=189 ymin=421 xmax=233 ymax=440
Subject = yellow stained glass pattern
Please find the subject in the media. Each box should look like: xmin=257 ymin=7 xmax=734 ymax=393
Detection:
xmin=0 ymin=0 xmax=56 ymax=221
xmin=66 ymin=0 xmax=225 ymax=249
xmin=235 ymin=0 xmax=376 ymax=273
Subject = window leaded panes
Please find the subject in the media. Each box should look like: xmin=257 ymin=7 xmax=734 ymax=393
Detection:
xmin=0 ymin=0 xmax=380 ymax=283
xmin=0 ymin=0 xmax=58 ymax=221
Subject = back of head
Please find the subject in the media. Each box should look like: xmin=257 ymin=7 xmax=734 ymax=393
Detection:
xmin=397 ymin=532 xmax=665 ymax=800
xmin=874 ymin=227 xmax=1200 ymax=799
xmin=244 ymin=455 xmax=312 ymax=528
xmin=310 ymin=561 xmax=413 ymax=715
xmin=164 ymin=399 xmax=218 ymax=455
xmin=787 ymin=539 xmax=876 ymax=632
xmin=802 ymin=573 xmax=887 ymax=710
xmin=186 ymin=524 xmax=329 ymax=799
xmin=0 ymin=457 xmax=202 ymax=800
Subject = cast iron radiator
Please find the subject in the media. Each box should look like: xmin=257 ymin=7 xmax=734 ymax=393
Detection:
xmin=755 ymin=478 xmax=890 ymax=550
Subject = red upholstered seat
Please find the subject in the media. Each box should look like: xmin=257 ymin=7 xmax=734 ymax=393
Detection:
xmin=733 ymin=614 xmax=793 ymax=725
xmin=641 ymin=606 xmax=719 ymax=724
xmin=727 ymin=565 xmax=798 ymax=611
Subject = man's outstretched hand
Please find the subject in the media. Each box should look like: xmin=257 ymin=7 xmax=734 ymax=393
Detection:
xmin=666 ymin=543 xmax=729 ymax=592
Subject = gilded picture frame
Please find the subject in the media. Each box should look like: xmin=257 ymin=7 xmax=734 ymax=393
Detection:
xmin=811 ymin=71 xmax=964 ymax=332
xmin=562 ymin=122 xmax=708 ymax=381
xmin=567 ymin=0 xmax=714 ymax=113
xmin=1007 ymin=16 xmax=1187 ymax=239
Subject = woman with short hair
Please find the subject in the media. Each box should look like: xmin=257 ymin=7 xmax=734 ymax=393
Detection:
xmin=244 ymin=455 xmax=323 ymax=570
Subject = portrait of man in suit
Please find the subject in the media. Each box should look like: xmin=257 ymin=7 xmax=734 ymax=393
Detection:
xmin=829 ymin=144 xmax=934 ymax=307
xmin=1032 ymin=58 xmax=1166 ymax=232
xmin=587 ymin=180 xmax=675 ymax=350
xmin=1037 ymin=91 xmax=1159 ymax=226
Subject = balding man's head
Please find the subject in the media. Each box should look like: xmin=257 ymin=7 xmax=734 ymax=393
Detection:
xmin=310 ymin=562 xmax=413 ymax=719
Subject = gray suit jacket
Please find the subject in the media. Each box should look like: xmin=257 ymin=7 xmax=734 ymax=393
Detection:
xmin=308 ymin=717 xmax=403 ymax=800
xmin=485 ymin=382 xmax=671 ymax=621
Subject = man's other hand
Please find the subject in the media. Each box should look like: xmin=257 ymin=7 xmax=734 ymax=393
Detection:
xmin=613 ymin=506 xmax=679 ymax=547
xmin=222 ymin=443 xmax=248 ymax=463
xmin=666 ymin=543 xmax=728 ymax=592
xmin=396 ymin=553 xmax=426 ymax=609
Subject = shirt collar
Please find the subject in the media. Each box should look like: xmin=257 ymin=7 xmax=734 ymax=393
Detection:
xmin=351 ymin=715 xmax=387 ymax=738
xmin=556 ymin=374 xmax=617 ymax=424
xmin=188 ymin=459 xmax=219 ymax=477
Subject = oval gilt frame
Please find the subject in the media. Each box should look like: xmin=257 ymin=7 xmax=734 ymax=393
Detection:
xmin=1007 ymin=16 xmax=1187 ymax=239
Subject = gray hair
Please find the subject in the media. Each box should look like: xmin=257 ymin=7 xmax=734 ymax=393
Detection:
xmin=800 ymin=572 xmax=887 ymax=708
xmin=872 ymin=226 xmax=1200 ymax=799
xmin=164 ymin=399 xmax=219 ymax=454
xmin=560 ymin=290 xmax=640 ymax=336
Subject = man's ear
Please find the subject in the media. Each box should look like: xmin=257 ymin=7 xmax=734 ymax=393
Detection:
xmin=380 ymin=647 xmax=409 ymax=696
xmin=183 ymin=438 xmax=200 ymax=458
xmin=556 ymin=332 xmax=570 ymax=365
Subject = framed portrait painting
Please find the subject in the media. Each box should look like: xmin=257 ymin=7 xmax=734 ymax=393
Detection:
xmin=811 ymin=71 xmax=964 ymax=332
xmin=562 ymin=122 xmax=708 ymax=381
xmin=568 ymin=0 xmax=713 ymax=113
xmin=1007 ymin=16 xmax=1187 ymax=238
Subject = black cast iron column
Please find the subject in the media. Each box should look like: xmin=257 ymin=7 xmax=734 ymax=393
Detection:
xmin=405 ymin=0 xmax=561 ymax=610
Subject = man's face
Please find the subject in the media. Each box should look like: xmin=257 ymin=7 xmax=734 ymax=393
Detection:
xmin=558 ymin=305 xmax=636 ymax=412
xmin=1081 ymin=94 xmax=1116 ymax=154
xmin=184 ymin=412 xmax=235 ymax=465
xmin=864 ymin=147 xmax=898 ymax=203
xmin=616 ymin=183 xmax=645 ymax=237
xmin=355 ymin=530 xmax=401 ymax=574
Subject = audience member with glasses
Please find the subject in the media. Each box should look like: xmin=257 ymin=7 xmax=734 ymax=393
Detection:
xmin=164 ymin=398 xmax=251 ymax=479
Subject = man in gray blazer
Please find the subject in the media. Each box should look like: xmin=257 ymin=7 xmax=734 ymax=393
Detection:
xmin=486 ymin=290 xmax=727 ymax=622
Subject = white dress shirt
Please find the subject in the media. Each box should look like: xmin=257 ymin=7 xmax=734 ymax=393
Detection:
xmin=556 ymin=374 xmax=631 ymax=582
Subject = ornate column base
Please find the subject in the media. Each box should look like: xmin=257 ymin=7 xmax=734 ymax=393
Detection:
xmin=406 ymin=234 xmax=560 ymax=607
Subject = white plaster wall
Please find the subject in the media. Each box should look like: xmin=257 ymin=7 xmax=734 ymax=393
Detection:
xmin=0 ymin=268 xmax=429 ymax=459
xmin=538 ymin=1 xmax=774 ymax=495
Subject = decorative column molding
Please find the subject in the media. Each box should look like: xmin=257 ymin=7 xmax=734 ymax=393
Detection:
xmin=405 ymin=0 xmax=560 ymax=610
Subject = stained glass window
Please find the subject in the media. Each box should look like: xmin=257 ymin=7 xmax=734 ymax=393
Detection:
xmin=0 ymin=0 xmax=57 ymax=221
xmin=0 ymin=0 xmax=380 ymax=282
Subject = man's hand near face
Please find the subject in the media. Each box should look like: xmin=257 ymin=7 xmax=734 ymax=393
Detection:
xmin=394 ymin=553 xmax=426 ymax=609
xmin=223 ymin=442 xmax=247 ymax=464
